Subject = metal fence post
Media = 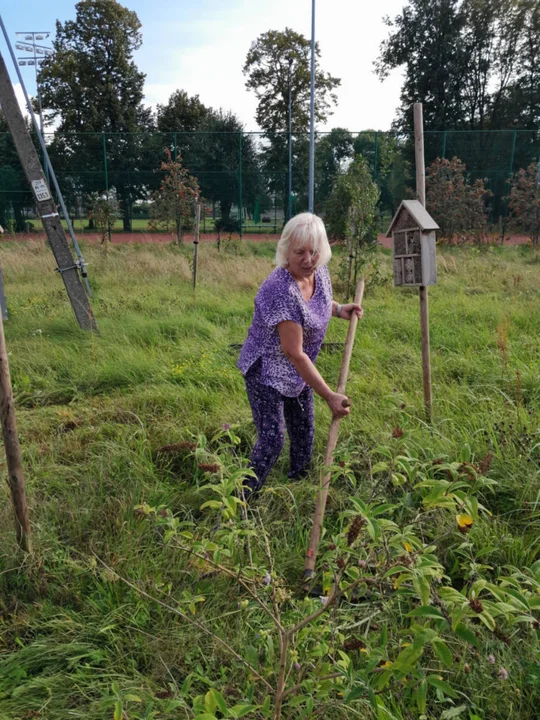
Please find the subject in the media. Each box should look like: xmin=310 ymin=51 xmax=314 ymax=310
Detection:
xmin=102 ymin=132 xmax=109 ymax=192
xmin=173 ymin=132 xmax=177 ymax=162
xmin=441 ymin=131 xmax=447 ymax=159
xmin=238 ymin=130 xmax=243 ymax=238
xmin=373 ymin=131 xmax=378 ymax=179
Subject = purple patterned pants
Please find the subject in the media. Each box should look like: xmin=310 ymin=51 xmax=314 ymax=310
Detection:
xmin=244 ymin=359 xmax=315 ymax=494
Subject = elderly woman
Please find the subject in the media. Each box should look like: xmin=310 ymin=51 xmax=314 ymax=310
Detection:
xmin=238 ymin=213 xmax=363 ymax=497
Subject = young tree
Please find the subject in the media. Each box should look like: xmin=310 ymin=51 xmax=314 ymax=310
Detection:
xmin=149 ymin=149 xmax=200 ymax=244
xmin=88 ymin=189 xmax=121 ymax=244
xmin=508 ymin=163 xmax=540 ymax=246
xmin=325 ymin=157 xmax=380 ymax=297
xmin=39 ymin=0 xmax=154 ymax=231
xmin=426 ymin=157 xmax=491 ymax=243
xmin=243 ymin=28 xmax=340 ymax=135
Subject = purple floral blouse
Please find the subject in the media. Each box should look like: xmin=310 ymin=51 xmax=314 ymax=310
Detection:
xmin=238 ymin=265 xmax=333 ymax=396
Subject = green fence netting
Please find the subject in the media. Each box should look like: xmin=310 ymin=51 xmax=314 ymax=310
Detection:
xmin=0 ymin=129 xmax=538 ymax=234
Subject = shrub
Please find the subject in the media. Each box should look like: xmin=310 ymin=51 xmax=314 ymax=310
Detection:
xmin=426 ymin=157 xmax=491 ymax=244
xmin=508 ymin=163 xmax=540 ymax=246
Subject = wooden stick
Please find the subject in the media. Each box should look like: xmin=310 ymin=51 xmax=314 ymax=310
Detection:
xmin=304 ymin=279 xmax=364 ymax=581
xmin=414 ymin=103 xmax=433 ymax=422
xmin=0 ymin=310 xmax=31 ymax=552
xmin=192 ymin=202 xmax=201 ymax=289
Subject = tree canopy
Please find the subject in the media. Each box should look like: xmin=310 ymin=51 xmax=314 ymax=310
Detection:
xmin=243 ymin=28 xmax=340 ymax=134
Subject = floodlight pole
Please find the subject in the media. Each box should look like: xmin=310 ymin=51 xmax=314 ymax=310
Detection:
xmin=308 ymin=0 xmax=315 ymax=213
xmin=287 ymin=57 xmax=293 ymax=222
xmin=414 ymin=103 xmax=432 ymax=422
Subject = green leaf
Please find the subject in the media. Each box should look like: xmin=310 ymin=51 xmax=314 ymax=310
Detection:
xmin=432 ymin=638 xmax=453 ymax=668
xmin=454 ymin=623 xmax=479 ymax=648
xmin=415 ymin=679 xmax=427 ymax=713
xmin=345 ymin=685 xmax=368 ymax=702
xmin=478 ymin=610 xmax=496 ymax=631
xmin=440 ymin=705 xmax=468 ymax=719
xmin=426 ymin=674 xmax=458 ymax=698
xmin=229 ymin=704 xmax=257 ymax=718
xmin=123 ymin=693 xmax=142 ymax=702
xmin=204 ymin=690 xmax=217 ymax=714
xmin=209 ymin=689 xmax=227 ymax=714
xmin=413 ymin=574 xmax=431 ymax=605
xmin=114 ymin=701 xmax=123 ymax=720
xmin=408 ymin=606 xmax=445 ymax=620
xmin=194 ymin=715 xmax=218 ymax=720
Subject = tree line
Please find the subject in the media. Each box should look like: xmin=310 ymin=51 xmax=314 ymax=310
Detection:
xmin=0 ymin=0 xmax=538 ymax=237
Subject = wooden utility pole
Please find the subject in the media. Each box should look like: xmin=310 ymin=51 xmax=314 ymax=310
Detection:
xmin=192 ymin=202 xmax=201 ymax=289
xmin=0 ymin=309 xmax=31 ymax=552
xmin=304 ymin=280 xmax=364 ymax=583
xmin=0 ymin=51 xmax=97 ymax=331
xmin=414 ymin=103 xmax=432 ymax=421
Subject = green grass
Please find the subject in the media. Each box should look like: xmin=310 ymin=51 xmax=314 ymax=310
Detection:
xmin=0 ymin=240 xmax=538 ymax=718
xmin=26 ymin=217 xmax=282 ymax=235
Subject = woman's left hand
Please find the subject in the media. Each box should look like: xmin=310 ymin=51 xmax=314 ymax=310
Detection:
xmin=340 ymin=303 xmax=364 ymax=321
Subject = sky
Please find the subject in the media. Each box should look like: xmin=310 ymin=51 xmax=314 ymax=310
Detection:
xmin=0 ymin=0 xmax=406 ymax=132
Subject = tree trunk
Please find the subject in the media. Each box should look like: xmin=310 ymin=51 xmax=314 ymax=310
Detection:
xmin=221 ymin=202 xmax=232 ymax=223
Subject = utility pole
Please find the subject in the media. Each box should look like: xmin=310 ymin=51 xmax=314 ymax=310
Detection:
xmin=288 ymin=57 xmax=293 ymax=222
xmin=0 ymin=49 xmax=97 ymax=331
xmin=308 ymin=0 xmax=316 ymax=213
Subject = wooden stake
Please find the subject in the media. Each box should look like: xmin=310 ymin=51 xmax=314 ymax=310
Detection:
xmin=192 ymin=202 xmax=201 ymax=289
xmin=414 ymin=103 xmax=432 ymax=422
xmin=304 ymin=279 xmax=364 ymax=582
xmin=0 ymin=51 xmax=97 ymax=331
xmin=0 ymin=310 xmax=31 ymax=552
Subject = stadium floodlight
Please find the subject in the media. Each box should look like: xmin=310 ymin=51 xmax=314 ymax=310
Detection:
xmin=14 ymin=30 xmax=53 ymax=141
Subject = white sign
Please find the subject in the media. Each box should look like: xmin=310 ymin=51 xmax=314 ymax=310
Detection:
xmin=31 ymin=179 xmax=51 ymax=202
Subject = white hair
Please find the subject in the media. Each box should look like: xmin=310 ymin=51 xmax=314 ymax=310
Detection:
xmin=275 ymin=213 xmax=332 ymax=268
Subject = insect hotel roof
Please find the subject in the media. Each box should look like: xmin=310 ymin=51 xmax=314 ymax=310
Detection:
xmin=386 ymin=200 xmax=439 ymax=237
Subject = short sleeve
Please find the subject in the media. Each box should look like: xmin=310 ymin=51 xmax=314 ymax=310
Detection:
xmin=256 ymin=283 xmax=303 ymax=328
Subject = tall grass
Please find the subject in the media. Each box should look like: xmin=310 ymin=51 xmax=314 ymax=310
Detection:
xmin=0 ymin=239 xmax=538 ymax=718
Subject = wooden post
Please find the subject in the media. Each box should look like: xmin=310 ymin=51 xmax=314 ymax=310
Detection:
xmin=0 ymin=51 xmax=97 ymax=331
xmin=304 ymin=280 xmax=364 ymax=582
xmin=192 ymin=202 xmax=201 ymax=289
xmin=414 ymin=103 xmax=432 ymax=422
xmin=0 ymin=310 xmax=31 ymax=552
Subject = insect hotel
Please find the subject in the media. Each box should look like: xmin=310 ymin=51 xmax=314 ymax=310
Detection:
xmin=386 ymin=200 xmax=439 ymax=287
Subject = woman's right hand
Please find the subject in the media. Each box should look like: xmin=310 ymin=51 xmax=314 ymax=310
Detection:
xmin=326 ymin=392 xmax=351 ymax=418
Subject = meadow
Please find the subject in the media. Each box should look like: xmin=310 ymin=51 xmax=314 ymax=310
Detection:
xmin=0 ymin=239 xmax=538 ymax=720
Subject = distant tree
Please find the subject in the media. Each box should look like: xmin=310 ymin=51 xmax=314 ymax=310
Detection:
xmin=426 ymin=157 xmax=491 ymax=243
xmin=243 ymin=28 xmax=340 ymax=134
xmin=0 ymin=113 xmax=33 ymax=232
xmin=325 ymin=157 xmax=380 ymax=297
xmin=88 ymin=188 xmax=121 ymax=244
xmin=314 ymin=129 xmax=354 ymax=211
xmin=156 ymin=90 xmax=209 ymax=132
xmin=508 ymin=163 xmax=540 ymax=246
xmin=149 ymin=149 xmax=200 ymax=244
xmin=39 ymin=0 xmax=154 ymax=231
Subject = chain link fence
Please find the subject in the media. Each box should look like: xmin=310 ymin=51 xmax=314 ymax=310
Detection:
xmin=0 ymin=129 xmax=539 ymax=235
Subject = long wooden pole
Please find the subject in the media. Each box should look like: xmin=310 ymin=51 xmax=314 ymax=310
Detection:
xmin=0 ymin=310 xmax=31 ymax=553
xmin=192 ymin=202 xmax=201 ymax=289
xmin=414 ymin=103 xmax=432 ymax=422
xmin=304 ymin=279 xmax=364 ymax=582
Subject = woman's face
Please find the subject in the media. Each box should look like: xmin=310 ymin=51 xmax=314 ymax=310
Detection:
xmin=286 ymin=243 xmax=320 ymax=279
